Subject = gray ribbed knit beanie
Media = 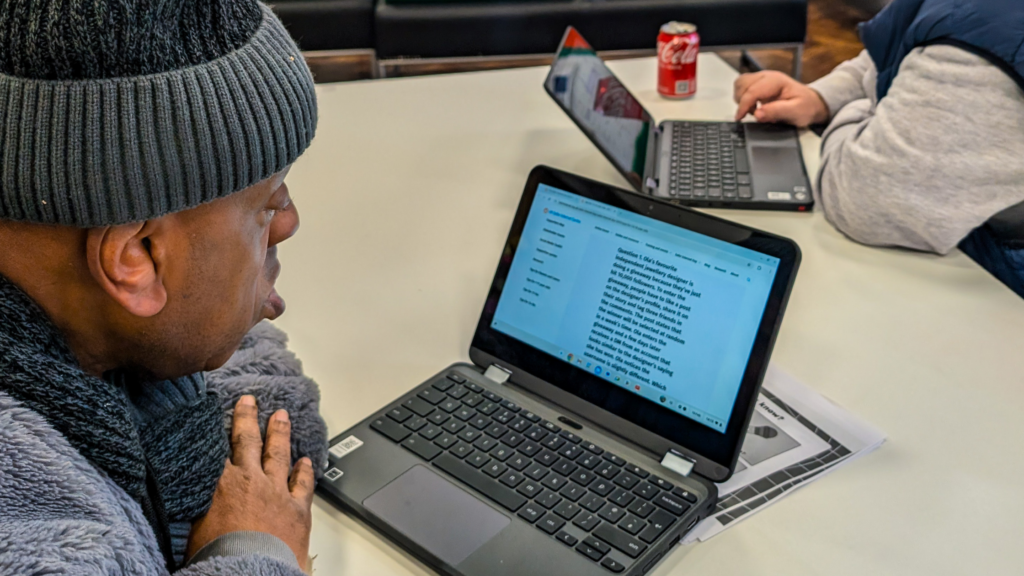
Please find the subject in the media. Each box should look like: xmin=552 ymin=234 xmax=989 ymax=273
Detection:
xmin=0 ymin=0 xmax=317 ymax=227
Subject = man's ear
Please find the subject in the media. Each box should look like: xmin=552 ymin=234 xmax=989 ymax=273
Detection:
xmin=85 ymin=220 xmax=169 ymax=318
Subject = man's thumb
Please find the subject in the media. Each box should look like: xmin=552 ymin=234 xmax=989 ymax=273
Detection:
xmin=753 ymin=100 xmax=802 ymax=125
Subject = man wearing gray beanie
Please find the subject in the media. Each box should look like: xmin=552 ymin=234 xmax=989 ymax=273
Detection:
xmin=0 ymin=1 xmax=328 ymax=574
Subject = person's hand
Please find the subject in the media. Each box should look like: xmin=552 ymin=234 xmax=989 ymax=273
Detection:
xmin=187 ymin=395 xmax=315 ymax=570
xmin=733 ymin=71 xmax=830 ymax=127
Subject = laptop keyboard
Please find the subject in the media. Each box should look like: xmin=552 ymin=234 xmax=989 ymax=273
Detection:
xmin=366 ymin=372 xmax=699 ymax=573
xmin=667 ymin=122 xmax=753 ymax=200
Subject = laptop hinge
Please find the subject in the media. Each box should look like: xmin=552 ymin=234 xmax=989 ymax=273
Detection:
xmin=661 ymin=449 xmax=696 ymax=477
xmin=483 ymin=364 xmax=513 ymax=385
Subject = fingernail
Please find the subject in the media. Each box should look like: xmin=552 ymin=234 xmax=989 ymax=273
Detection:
xmin=301 ymin=457 xmax=312 ymax=466
xmin=239 ymin=395 xmax=255 ymax=406
xmin=274 ymin=410 xmax=290 ymax=422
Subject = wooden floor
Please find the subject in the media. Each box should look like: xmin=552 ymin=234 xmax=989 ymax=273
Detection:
xmin=303 ymin=0 xmax=876 ymax=84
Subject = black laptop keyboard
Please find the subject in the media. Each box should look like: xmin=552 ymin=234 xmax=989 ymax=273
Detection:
xmin=667 ymin=122 xmax=753 ymax=200
xmin=366 ymin=372 xmax=699 ymax=573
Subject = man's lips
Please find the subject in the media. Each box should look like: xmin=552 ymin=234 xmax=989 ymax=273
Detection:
xmin=264 ymin=257 xmax=285 ymax=318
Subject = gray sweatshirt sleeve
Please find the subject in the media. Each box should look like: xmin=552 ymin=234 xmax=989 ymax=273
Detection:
xmin=185 ymin=531 xmax=302 ymax=570
xmin=813 ymin=44 xmax=1024 ymax=254
xmin=808 ymin=49 xmax=875 ymax=119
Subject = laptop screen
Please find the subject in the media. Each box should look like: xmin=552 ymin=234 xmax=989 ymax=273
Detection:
xmin=490 ymin=184 xmax=779 ymax=433
xmin=544 ymin=28 xmax=655 ymax=189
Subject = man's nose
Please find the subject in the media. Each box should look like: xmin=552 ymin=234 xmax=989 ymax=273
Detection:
xmin=269 ymin=192 xmax=299 ymax=247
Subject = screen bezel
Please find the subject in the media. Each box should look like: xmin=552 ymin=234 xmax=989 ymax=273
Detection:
xmin=543 ymin=26 xmax=658 ymax=193
xmin=470 ymin=166 xmax=801 ymax=481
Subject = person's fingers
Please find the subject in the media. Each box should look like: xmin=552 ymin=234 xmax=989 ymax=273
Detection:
xmin=289 ymin=457 xmax=316 ymax=505
xmin=733 ymin=72 xmax=767 ymax=102
xmin=262 ymin=409 xmax=293 ymax=484
xmin=734 ymin=76 xmax=787 ymax=120
xmin=230 ymin=395 xmax=263 ymax=467
xmin=753 ymin=99 xmax=807 ymax=126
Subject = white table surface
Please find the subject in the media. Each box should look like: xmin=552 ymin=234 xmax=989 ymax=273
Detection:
xmin=275 ymin=54 xmax=1024 ymax=576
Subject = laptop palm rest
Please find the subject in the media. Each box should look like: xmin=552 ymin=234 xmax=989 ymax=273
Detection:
xmin=363 ymin=465 xmax=510 ymax=567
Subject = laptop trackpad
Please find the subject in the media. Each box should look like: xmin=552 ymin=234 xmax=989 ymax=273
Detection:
xmin=363 ymin=465 xmax=510 ymax=566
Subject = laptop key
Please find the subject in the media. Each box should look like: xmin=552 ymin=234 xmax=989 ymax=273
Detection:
xmin=577 ymin=453 xmax=601 ymax=470
xmin=558 ymin=444 xmax=583 ymax=460
xmin=404 ymin=417 xmax=428 ymax=432
xmin=446 ymin=385 xmax=469 ymax=399
xmin=609 ymin=488 xmax=634 ymax=507
xmin=581 ymin=442 xmax=604 ymax=455
xmin=499 ymin=470 xmax=525 ymax=488
xmin=517 ymin=480 xmax=542 ymax=498
xmin=474 ymin=436 xmax=498 ymax=451
xmin=401 ymin=436 xmax=441 ymax=461
xmin=574 ymin=513 xmax=602 ymax=532
xmin=554 ymin=500 xmax=581 ymax=520
xmin=524 ymin=426 xmax=548 ymax=442
xmin=627 ymin=499 xmax=655 ymax=519
xmin=598 ymin=505 xmax=626 ymax=524
xmin=559 ymin=482 xmax=585 ymax=502
xmin=461 ymin=394 xmax=483 ymax=407
xmin=482 ymin=391 xmax=503 ymax=403
xmin=612 ymin=471 xmax=640 ymax=490
xmin=517 ymin=503 xmax=543 ymax=524
xmin=590 ymin=479 xmax=615 ymax=497
xmin=569 ymin=469 xmax=596 ymax=487
xmin=553 ymin=460 xmax=578 ymax=476
xmin=575 ymin=542 xmax=605 ymax=562
xmin=618 ymin=514 xmax=646 ymax=536
xmin=536 ymin=489 xmax=562 ymax=509
xmin=522 ymin=411 xmax=542 ymax=423
xmin=465 ymin=382 xmax=483 ymax=393
xmin=433 ymin=453 xmax=525 ymax=512
xmin=537 ymin=513 xmax=565 ymax=535
xmin=541 ymin=474 xmax=568 ymax=492
xmin=555 ymin=531 xmax=578 ymax=547
xmin=452 ymin=407 xmax=474 ymax=422
xmin=739 ymin=185 xmax=753 ymax=199
xmin=541 ymin=420 xmax=562 ymax=434
xmin=583 ymin=536 xmax=610 ymax=555
xmin=525 ymin=463 xmax=548 ymax=481
xmin=419 ymin=425 xmax=442 ymax=440
xmin=427 ymin=412 xmax=449 ymax=425
xmin=370 ymin=417 xmax=411 ymax=443
xmin=737 ymin=173 xmax=751 ymax=185
xmin=468 ymin=415 xmax=490 ymax=430
xmin=579 ymin=493 xmax=606 ymax=513
xmin=417 ymin=388 xmax=446 ymax=405
xmin=672 ymin=487 xmax=699 ymax=503
xmin=483 ymin=462 xmax=506 ymax=478
xmin=509 ymin=417 xmax=532 ymax=433
xmin=387 ymin=406 xmax=413 ymax=423
xmin=489 ymin=445 xmax=513 ymax=462
xmin=442 ymin=419 xmax=465 ymax=434
xmin=623 ymin=464 xmax=649 ymax=479
xmin=485 ymin=424 xmax=507 ymax=439
xmin=465 ymin=453 xmax=490 ymax=469
xmin=518 ymin=441 xmax=541 ymax=457
xmin=638 ymin=510 xmax=676 ymax=543
xmin=450 ymin=443 xmax=474 ymax=459
xmin=402 ymin=397 xmax=435 ymax=417
xmin=477 ymin=401 xmax=499 ymax=415
xmin=542 ymin=435 xmax=566 ymax=451
xmin=536 ymin=450 xmax=559 ymax=467
xmin=602 ymin=453 xmax=626 ymax=466
xmin=493 ymin=409 xmax=515 ymax=424
xmin=559 ymin=431 xmax=582 ymax=444
xmin=649 ymin=475 xmax=675 ymax=491
xmin=499 ymin=400 xmax=521 ymax=413
xmin=600 ymin=558 xmax=626 ymax=573
xmin=507 ymin=455 xmax=530 ymax=471
xmin=434 ymin=433 xmax=458 ymax=449
xmin=432 ymin=379 xmax=454 ymax=392
xmin=652 ymin=492 xmax=690 ymax=516
xmin=457 ymin=428 xmax=481 ymax=443
xmin=593 ymin=524 xmax=647 ymax=559
xmin=501 ymin=433 xmax=525 ymax=448
xmin=438 ymin=399 xmax=460 ymax=413
xmin=632 ymin=482 xmax=659 ymax=500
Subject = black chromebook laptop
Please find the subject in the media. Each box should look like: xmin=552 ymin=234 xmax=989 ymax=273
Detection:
xmin=317 ymin=166 xmax=800 ymax=575
xmin=545 ymin=27 xmax=813 ymax=212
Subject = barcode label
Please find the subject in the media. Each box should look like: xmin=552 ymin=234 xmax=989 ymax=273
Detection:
xmin=329 ymin=435 xmax=364 ymax=459
xmin=675 ymin=80 xmax=690 ymax=94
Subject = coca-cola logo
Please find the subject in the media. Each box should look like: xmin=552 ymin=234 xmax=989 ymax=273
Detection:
xmin=658 ymin=39 xmax=699 ymax=66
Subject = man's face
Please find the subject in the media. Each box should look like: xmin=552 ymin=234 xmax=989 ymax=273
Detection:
xmin=149 ymin=168 xmax=300 ymax=375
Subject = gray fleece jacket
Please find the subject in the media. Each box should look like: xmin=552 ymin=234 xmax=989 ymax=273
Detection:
xmin=809 ymin=45 xmax=1024 ymax=254
xmin=0 ymin=321 xmax=327 ymax=575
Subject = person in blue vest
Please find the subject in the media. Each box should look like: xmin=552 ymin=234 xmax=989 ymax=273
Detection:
xmin=733 ymin=0 xmax=1024 ymax=298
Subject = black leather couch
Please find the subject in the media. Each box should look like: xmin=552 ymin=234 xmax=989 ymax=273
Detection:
xmin=272 ymin=0 xmax=806 ymax=60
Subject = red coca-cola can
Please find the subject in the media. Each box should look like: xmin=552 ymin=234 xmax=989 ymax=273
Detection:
xmin=657 ymin=22 xmax=700 ymax=98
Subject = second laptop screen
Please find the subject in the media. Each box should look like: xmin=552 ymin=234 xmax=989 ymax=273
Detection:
xmin=491 ymin=184 xmax=778 ymax=433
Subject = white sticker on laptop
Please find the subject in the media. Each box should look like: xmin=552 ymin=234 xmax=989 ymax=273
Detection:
xmin=767 ymin=191 xmax=793 ymax=201
xmin=329 ymin=435 xmax=364 ymax=459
